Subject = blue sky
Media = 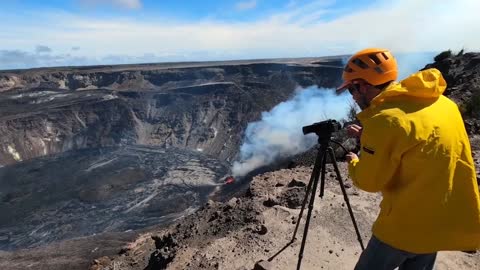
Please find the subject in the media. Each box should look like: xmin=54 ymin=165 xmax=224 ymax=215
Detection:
xmin=2 ymin=0 xmax=375 ymax=22
xmin=1 ymin=0 xmax=479 ymax=70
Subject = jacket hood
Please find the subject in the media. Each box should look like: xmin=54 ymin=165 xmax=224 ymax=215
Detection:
xmin=372 ymin=68 xmax=447 ymax=105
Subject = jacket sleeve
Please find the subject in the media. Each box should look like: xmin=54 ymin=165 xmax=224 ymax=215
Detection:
xmin=348 ymin=114 xmax=409 ymax=193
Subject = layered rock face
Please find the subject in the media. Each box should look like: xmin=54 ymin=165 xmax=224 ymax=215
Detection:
xmin=0 ymin=59 xmax=344 ymax=165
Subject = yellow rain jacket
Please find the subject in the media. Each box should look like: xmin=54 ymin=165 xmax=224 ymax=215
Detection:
xmin=349 ymin=68 xmax=480 ymax=253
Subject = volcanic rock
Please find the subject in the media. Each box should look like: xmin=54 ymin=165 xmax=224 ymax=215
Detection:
xmin=0 ymin=58 xmax=344 ymax=166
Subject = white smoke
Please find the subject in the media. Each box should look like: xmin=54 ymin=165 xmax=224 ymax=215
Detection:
xmin=231 ymin=87 xmax=352 ymax=177
xmin=231 ymin=52 xmax=437 ymax=178
xmin=394 ymin=52 xmax=438 ymax=80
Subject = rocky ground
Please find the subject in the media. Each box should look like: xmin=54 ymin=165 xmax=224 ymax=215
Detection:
xmin=85 ymin=144 xmax=480 ymax=270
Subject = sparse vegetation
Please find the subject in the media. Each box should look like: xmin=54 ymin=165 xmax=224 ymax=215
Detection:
xmin=347 ymin=101 xmax=360 ymax=122
xmin=434 ymin=50 xmax=453 ymax=62
xmin=339 ymin=101 xmax=360 ymax=126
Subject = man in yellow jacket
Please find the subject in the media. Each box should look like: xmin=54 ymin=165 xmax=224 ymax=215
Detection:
xmin=336 ymin=48 xmax=480 ymax=270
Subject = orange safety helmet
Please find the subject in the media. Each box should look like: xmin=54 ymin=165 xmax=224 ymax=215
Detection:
xmin=337 ymin=48 xmax=398 ymax=93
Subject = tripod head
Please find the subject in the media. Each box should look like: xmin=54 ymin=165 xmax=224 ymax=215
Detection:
xmin=302 ymin=119 xmax=342 ymax=144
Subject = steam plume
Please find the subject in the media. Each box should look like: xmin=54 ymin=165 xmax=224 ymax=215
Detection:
xmin=231 ymin=52 xmax=438 ymax=178
xmin=395 ymin=52 xmax=437 ymax=80
xmin=231 ymin=87 xmax=352 ymax=177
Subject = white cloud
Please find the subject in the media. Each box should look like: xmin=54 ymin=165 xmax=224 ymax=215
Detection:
xmin=0 ymin=49 xmax=92 ymax=70
xmin=1 ymin=0 xmax=479 ymax=68
xmin=235 ymin=0 xmax=257 ymax=11
xmin=35 ymin=45 xmax=52 ymax=54
xmin=80 ymin=0 xmax=142 ymax=9
xmin=0 ymin=50 xmax=194 ymax=70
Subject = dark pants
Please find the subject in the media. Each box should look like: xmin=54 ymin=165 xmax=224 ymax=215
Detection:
xmin=354 ymin=236 xmax=437 ymax=270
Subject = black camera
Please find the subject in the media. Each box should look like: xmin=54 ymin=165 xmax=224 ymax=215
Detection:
xmin=302 ymin=119 xmax=342 ymax=138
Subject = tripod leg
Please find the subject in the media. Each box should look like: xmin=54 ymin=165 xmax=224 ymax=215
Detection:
xmin=290 ymin=146 xmax=324 ymax=243
xmin=319 ymin=147 xmax=327 ymax=198
xmin=296 ymin=146 xmax=327 ymax=270
xmin=266 ymin=146 xmax=324 ymax=265
xmin=327 ymin=147 xmax=365 ymax=250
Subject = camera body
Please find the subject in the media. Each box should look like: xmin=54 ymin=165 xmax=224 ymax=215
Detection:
xmin=302 ymin=119 xmax=341 ymax=138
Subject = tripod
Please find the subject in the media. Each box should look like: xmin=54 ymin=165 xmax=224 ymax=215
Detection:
xmin=268 ymin=133 xmax=365 ymax=270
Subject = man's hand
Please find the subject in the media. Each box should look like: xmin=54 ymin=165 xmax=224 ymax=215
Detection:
xmin=346 ymin=124 xmax=362 ymax=138
xmin=346 ymin=152 xmax=358 ymax=162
